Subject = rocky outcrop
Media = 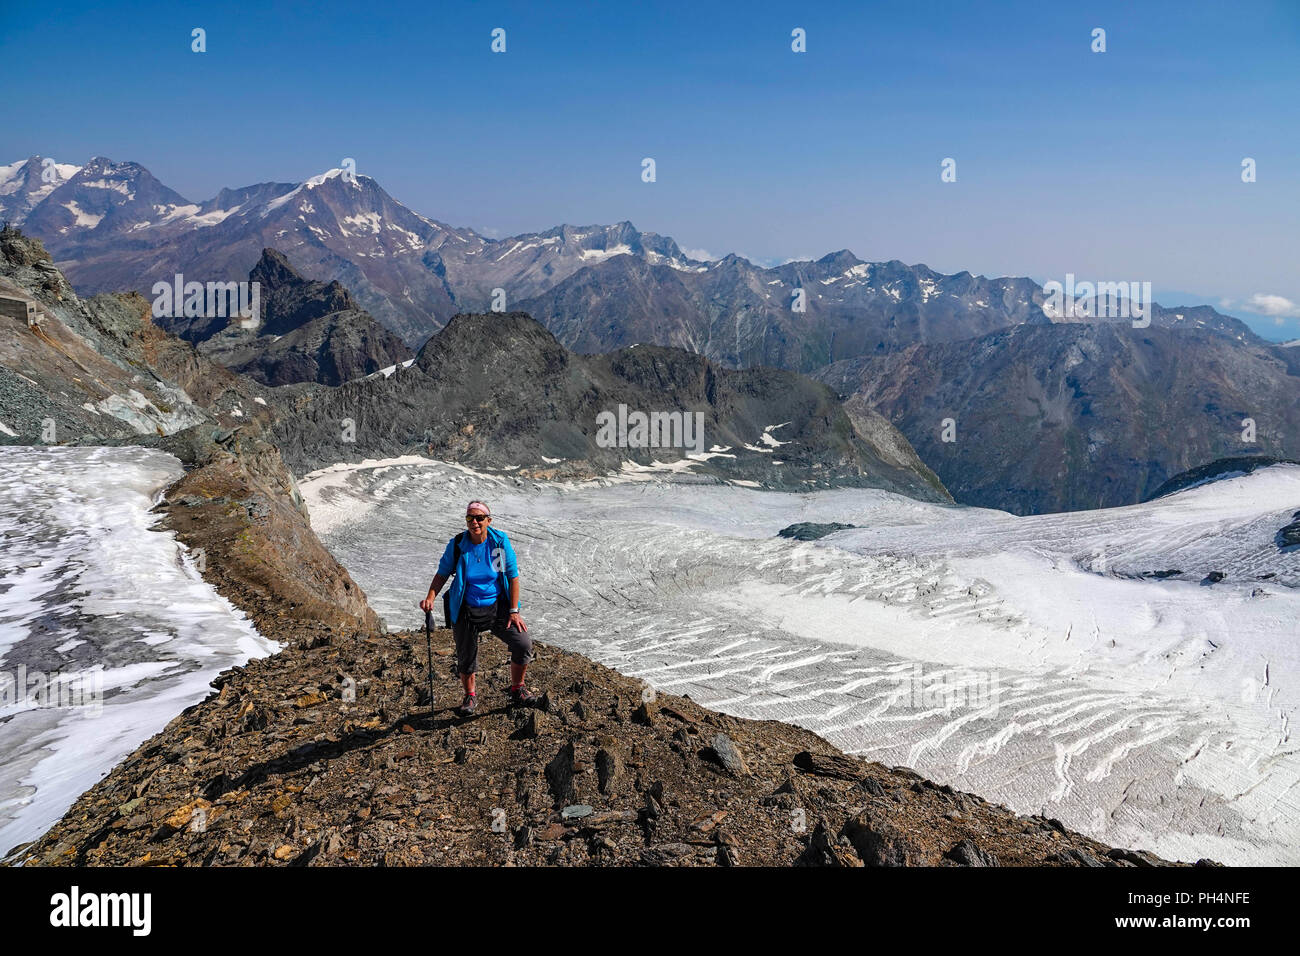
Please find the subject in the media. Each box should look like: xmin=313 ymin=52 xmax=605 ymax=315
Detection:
xmin=0 ymin=225 xmax=269 ymax=442
xmin=182 ymin=249 xmax=413 ymax=387
xmin=250 ymin=248 xmax=360 ymax=337
xmin=149 ymin=426 xmax=384 ymax=641
xmin=7 ymin=620 xmax=1206 ymax=867
xmin=1278 ymin=511 xmax=1300 ymax=550
xmin=777 ymin=522 xmax=858 ymax=541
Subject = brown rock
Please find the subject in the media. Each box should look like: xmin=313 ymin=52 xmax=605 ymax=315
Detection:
xmin=595 ymin=747 xmax=624 ymax=794
xmin=164 ymin=798 xmax=213 ymax=831
xmin=793 ymin=750 xmax=862 ymax=781
xmin=798 ymin=821 xmax=863 ymax=867
xmin=702 ymin=734 xmax=748 ymax=776
xmin=690 ymin=810 xmax=729 ymax=834
xmin=841 ymin=811 xmax=938 ymax=866
xmin=946 ymin=838 xmax=999 ymax=867
xmin=545 ymin=742 xmax=577 ymax=806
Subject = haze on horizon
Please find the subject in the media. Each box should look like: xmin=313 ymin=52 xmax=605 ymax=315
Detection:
xmin=1 ymin=0 xmax=1297 ymax=339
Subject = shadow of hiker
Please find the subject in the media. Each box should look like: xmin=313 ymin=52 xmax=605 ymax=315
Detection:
xmin=203 ymin=708 xmax=462 ymax=800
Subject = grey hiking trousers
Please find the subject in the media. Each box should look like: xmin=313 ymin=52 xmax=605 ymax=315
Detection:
xmin=452 ymin=597 xmax=533 ymax=675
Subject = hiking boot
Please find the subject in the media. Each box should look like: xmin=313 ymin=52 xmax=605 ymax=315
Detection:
xmin=508 ymin=685 xmax=538 ymax=707
xmin=456 ymin=693 xmax=477 ymax=716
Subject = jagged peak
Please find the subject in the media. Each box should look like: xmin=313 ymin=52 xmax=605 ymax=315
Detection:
xmin=250 ymin=247 xmax=304 ymax=286
xmin=815 ymin=249 xmax=862 ymax=267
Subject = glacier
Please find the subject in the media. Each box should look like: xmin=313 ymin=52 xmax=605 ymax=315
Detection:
xmin=0 ymin=446 xmax=279 ymax=856
xmin=301 ymin=457 xmax=1300 ymax=866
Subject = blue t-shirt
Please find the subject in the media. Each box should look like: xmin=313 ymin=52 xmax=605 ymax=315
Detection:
xmin=460 ymin=538 xmax=502 ymax=607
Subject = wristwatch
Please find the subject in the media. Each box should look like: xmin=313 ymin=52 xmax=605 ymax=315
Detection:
xmin=509 ymin=606 xmax=520 ymax=613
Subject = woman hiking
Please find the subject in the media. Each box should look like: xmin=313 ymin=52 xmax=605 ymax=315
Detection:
xmin=419 ymin=499 xmax=537 ymax=716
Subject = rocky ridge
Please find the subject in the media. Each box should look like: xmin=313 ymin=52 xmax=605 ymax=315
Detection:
xmin=7 ymin=617 xmax=1202 ymax=868
xmin=0 ymin=224 xmax=269 ymax=442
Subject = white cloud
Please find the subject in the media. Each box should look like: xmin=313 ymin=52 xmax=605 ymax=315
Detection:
xmin=1247 ymin=293 xmax=1300 ymax=318
xmin=680 ymin=247 xmax=716 ymax=262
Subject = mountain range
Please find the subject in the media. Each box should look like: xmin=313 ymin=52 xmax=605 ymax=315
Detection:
xmin=0 ymin=156 xmax=1263 ymax=360
xmin=0 ymin=227 xmax=947 ymax=503
xmin=4 ymin=155 xmax=1294 ymax=514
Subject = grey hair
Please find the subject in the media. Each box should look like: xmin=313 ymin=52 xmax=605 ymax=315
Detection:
xmin=466 ymin=499 xmax=491 ymax=515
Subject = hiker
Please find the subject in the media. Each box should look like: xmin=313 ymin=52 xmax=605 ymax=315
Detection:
xmin=419 ymin=499 xmax=536 ymax=716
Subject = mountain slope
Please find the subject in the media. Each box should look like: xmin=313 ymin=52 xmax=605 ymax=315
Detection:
xmin=0 ymin=157 xmax=83 ymax=219
xmin=0 ymin=225 xmax=271 ymax=441
xmin=814 ymin=322 xmax=1300 ymax=514
xmin=0 ymin=225 xmax=382 ymax=639
xmin=518 ymin=252 xmax=1059 ymax=372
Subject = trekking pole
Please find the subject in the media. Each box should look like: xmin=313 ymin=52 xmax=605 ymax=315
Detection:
xmin=424 ymin=607 xmax=435 ymax=711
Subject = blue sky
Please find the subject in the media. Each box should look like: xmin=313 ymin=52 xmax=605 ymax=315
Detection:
xmin=2 ymin=0 xmax=1298 ymax=339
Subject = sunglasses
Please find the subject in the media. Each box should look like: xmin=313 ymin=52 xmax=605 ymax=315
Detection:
xmin=465 ymin=514 xmax=490 ymax=523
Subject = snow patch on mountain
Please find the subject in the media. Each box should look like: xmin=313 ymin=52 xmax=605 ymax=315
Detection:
xmin=340 ymin=212 xmax=383 ymax=235
xmin=80 ymin=179 xmax=133 ymax=197
xmin=156 ymin=203 xmax=201 ymax=224
xmin=60 ymin=201 xmax=103 ymax=229
xmin=579 ymin=244 xmax=633 ymax=261
xmin=0 ymin=161 xmax=23 ymax=189
xmin=186 ymin=204 xmax=243 ymax=227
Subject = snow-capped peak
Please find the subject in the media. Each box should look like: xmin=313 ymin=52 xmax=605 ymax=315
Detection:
xmin=304 ymin=168 xmax=358 ymax=189
xmin=0 ymin=157 xmax=83 ymax=198
xmin=261 ymin=169 xmax=366 ymax=217
xmin=0 ymin=160 xmax=26 ymax=189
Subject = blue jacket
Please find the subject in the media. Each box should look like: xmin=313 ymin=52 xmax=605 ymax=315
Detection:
xmin=436 ymin=526 xmax=520 ymax=625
